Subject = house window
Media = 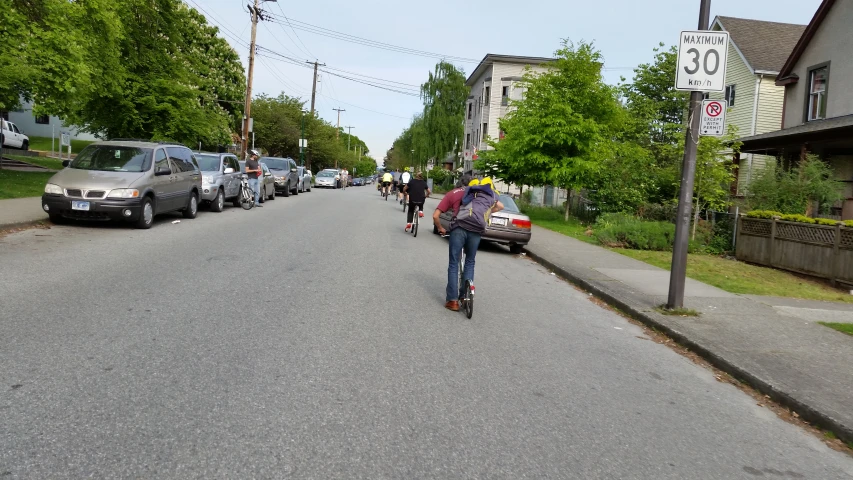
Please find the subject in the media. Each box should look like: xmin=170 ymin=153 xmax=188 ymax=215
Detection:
xmin=808 ymin=67 xmax=828 ymax=121
xmin=466 ymin=133 xmax=471 ymax=149
xmin=482 ymin=123 xmax=488 ymax=142
xmin=484 ymin=86 xmax=490 ymax=106
xmin=725 ymin=85 xmax=736 ymax=107
xmin=34 ymin=114 xmax=49 ymax=125
xmin=501 ymin=86 xmax=509 ymax=106
xmin=467 ymin=103 xmax=472 ymax=120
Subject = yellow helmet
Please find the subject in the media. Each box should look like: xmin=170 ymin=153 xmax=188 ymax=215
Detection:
xmin=468 ymin=179 xmax=480 ymax=187
xmin=404 ymin=167 xmax=410 ymax=172
xmin=480 ymin=176 xmax=497 ymax=192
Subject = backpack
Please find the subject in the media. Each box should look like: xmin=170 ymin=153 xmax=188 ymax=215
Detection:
xmin=453 ymin=186 xmax=496 ymax=233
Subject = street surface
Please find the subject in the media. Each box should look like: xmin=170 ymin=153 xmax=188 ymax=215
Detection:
xmin=2 ymin=186 xmax=852 ymax=479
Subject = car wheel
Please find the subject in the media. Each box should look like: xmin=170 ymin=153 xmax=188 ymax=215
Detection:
xmin=48 ymin=213 xmax=65 ymax=225
xmin=306 ymin=183 xmax=311 ymax=192
xmin=509 ymin=244 xmax=524 ymax=254
xmin=268 ymin=186 xmax=275 ymax=200
xmin=183 ymin=192 xmax=199 ymax=219
xmin=282 ymin=181 xmax=291 ymax=197
xmin=21 ymin=140 xmax=28 ymax=151
xmin=292 ymin=184 xmax=299 ymax=195
xmin=211 ymin=188 xmax=225 ymax=212
xmin=135 ymin=197 xmax=154 ymax=229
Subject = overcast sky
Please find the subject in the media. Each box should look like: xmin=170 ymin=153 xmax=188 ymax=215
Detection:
xmin=192 ymin=0 xmax=821 ymax=162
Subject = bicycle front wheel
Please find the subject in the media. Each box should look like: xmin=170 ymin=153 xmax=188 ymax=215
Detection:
xmin=241 ymin=187 xmax=254 ymax=210
xmin=413 ymin=209 xmax=419 ymax=237
xmin=463 ymin=279 xmax=474 ymax=319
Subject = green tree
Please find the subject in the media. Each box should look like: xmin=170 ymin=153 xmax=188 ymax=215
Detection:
xmin=419 ymin=62 xmax=469 ymax=165
xmin=484 ymin=40 xmax=622 ymax=219
xmin=746 ymin=155 xmax=843 ymax=215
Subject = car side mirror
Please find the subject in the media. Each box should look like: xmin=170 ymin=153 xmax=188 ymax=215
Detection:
xmin=291 ymin=167 xmax=298 ymax=172
xmin=224 ymin=167 xmax=234 ymax=174
xmin=155 ymin=166 xmax=172 ymax=176
xmin=264 ymin=172 xmax=272 ymax=177
xmin=62 ymin=160 xmax=70 ymax=167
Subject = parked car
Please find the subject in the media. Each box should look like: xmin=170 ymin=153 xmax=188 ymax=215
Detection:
xmin=195 ymin=152 xmax=241 ymax=211
xmin=260 ymin=157 xmax=299 ymax=196
xmin=41 ymin=141 xmax=202 ymax=229
xmin=436 ymin=194 xmax=531 ymax=254
xmin=1 ymin=119 xmax=29 ymax=150
xmin=239 ymin=161 xmax=275 ymax=202
xmin=352 ymin=177 xmax=365 ymax=186
xmin=314 ymin=169 xmax=338 ymax=188
xmin=296 ymin=166 xmax=312 ymax=193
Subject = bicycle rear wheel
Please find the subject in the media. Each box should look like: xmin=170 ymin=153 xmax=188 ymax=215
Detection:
xmin=412 ymin=208 xmax=419 ymax=237
xmin=464 ymin=279 xmax=473 ymax=319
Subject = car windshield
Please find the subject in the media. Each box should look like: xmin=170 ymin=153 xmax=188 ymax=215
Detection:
xmin=317 ymin=171 xmax=335 ymax=177
xmin=261 ymin=158 xmax=290 ymax=170
xmin=69 ymin=145 xmax=151 ymax=172
xmin=499 ymin=195 xmax=520 ymax=213
xmin=195 ymin=154 xmax=221 ymax=172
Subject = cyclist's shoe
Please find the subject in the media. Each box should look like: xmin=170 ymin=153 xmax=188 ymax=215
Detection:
xmin=405 ymin=223 xmax=412 ymax=232
xmin=445 ymin=300 xmax=459 ymax=311
xmin=418 ymin=211 xmax=425 ymax=217
xmin=255 ymin=203 xmax=263 ymax=207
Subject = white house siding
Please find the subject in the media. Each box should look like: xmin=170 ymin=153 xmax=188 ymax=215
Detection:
xmin=738 ymin=76 xmax=787 ymax=189
xmin=7 ymin=100 xmax=98 ymax=141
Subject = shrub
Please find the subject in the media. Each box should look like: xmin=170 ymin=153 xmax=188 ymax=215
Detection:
xmin=815 ymin=218 xmax=841 ymax=226
xmin=746 ymin=210 xmax=782 ymax=219
xmin=845 ymin=220 xmax=853 ymax=228
xmin=595 ymin=214 xmax=675 ymax=250
xmin=707 ymin=215 xmax=735 ymax=254
xmin=745 ymin=155 xmax=843 ymax=215
xmin=637 ymin=202 xmax=678 ymax=222
xmin=779 ymin=214 xmax=816 ymax=224
xmin=520 ymin=204 xmax=565 ymax=222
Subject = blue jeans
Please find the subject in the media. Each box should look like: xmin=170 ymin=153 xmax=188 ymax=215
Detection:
xmin=248 ymin=177 xmax=260 ymax=205
xmin=446 ymin=228 xmax=481 ymax=302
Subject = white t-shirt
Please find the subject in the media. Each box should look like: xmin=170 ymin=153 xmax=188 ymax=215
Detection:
xmin=401 ymin=172 xmax=412 ymax=184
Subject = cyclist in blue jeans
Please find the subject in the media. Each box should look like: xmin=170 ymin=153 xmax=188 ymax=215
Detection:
xmin=433 ymin=176 xmax=503 ymax=311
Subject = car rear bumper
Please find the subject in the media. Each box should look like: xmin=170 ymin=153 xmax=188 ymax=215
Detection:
xmin=42 ymin=194 xmax=143 ymax=221
xmin=483 ymin=226 xmax=531 ymax=245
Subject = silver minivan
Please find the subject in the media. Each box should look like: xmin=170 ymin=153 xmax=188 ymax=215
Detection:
xmin=42 ymin=141 xmax=202 ymax=229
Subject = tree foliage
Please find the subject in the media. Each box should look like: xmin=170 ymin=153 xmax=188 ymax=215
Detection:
xmin=745 ymin=155 xmax=844 ymax=215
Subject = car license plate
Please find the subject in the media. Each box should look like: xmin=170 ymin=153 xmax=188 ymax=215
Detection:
xmin=491 ymin=217 xmax=507 ymax=226
xmin=71 ymin=201 xmax=90 ymax=211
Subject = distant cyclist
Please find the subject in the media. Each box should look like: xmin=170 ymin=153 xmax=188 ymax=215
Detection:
xmin=433 ymin=176 xmax=503 ymax=311
xmin=381 ymin=170 xmax=393 ymax=197
xmin=398 ymin=167 xmax=412 ymax=205
xmin=403 ymin=172 xmax=430 ymax=232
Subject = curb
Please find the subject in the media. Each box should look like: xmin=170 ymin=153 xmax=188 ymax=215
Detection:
xmin=523 ymin=246 xmax=853 ymax=445
xmin=0 ymin=218 xmax=49 ymax=232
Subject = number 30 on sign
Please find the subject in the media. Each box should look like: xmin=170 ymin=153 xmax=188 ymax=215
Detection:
xmin=675 ymin=30 xmax=729 ymax=93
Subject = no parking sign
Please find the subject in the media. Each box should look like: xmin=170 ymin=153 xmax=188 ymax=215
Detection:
xmin=700 ymin=100 xmax=726 ymax=137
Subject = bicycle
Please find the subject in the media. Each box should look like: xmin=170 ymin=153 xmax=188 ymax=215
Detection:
xmin=442 ymin=233 xmax=474 ymax=319
xmin=238 ymin=175 xmax=255 ymax=210
xmin=410 ymin=204 xmax=420 ymax=237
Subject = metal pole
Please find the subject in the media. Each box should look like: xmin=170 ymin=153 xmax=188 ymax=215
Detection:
xmin=333 ymin=108 xmax=345 ymax=140
xmin=667 ymin=0 xmax=711 ymax=309
xmin=300 ymin=112 xmax=305 ymax=167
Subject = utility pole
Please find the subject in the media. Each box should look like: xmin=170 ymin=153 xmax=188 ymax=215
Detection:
xmin=345 ymin=126 xmax=354 ymax=151
xmin=241 ymin=0 xmax=261 ymax=160
xmin=300 ymin=111 xmax=305 ymax=167
xmin=667 ymin=0 xmax=712 ymax=309
xmin=307 ymin=60 xmax=325 ymax=116
xmin=332 ymin=108 xmax=345 ymax=139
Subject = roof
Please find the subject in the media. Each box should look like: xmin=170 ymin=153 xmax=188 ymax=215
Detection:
xmin=777 ymin=0 xmax=836 ymax=83
xmin=739 ymin=114 xmax=853 ymax=151
xmin=714 ymin=16 xmax=806 ymax=74
xmin=466 ymin=54 xmax=554 ymax=86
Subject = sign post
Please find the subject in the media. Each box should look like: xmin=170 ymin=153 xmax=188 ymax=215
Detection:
xmin=60 ymin=132 xmax=71 ymax=161
xmin=667 ymin=0 xmax=719 ymax=310
xmin=700 ymin=100 xmax=726 ymax=136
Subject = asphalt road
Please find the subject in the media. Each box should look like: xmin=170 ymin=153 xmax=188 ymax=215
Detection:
xmin=2 ymin=185 xmax=852 ymax=479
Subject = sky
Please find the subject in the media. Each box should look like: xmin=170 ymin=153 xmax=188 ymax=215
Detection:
xmin=193 ymin=0 xmax=823 ymax=163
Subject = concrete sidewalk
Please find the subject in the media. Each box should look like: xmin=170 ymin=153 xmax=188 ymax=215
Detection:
xmin=0 ymin=197 xmax=48 ymax=229
xmin=524 ymin=225 xmax=853 ymax=444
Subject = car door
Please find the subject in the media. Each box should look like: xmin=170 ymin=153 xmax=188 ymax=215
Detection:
xmin=8 ymin=122 xmax=22 ymax=148
xmin=226 ymin=156 xmax=241 ymax=197
xmin=166 ymin=147 xmax=193 ymax=211
xmin=151 ymin=148 xmax=179 ymax=212
xmin=260 ymin=163 xmax=273 ymax=195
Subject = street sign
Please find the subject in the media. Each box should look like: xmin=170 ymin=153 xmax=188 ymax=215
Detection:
xmin=299 ymin=139 xmax=308 ymax=148
xmin=248 ymin=118 xmax=254 ymax=133
xmin=675 ymin=30 xmax=729 ymax=92
xmin=700 ymin=100 xmax=726 ymax=136
xmin=60 ymin=133 xmax=71 ymax=147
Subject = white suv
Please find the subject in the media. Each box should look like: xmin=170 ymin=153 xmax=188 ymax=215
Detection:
xmin=1 ymin=120 xmax=29 ymax=150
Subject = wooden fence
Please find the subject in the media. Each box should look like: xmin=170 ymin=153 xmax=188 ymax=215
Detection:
xmin=736 ymin=217 xmax=853 ymax=286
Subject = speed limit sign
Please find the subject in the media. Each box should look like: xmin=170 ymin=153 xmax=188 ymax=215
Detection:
xmin=675 ymin=31 xmax=729 ymax=92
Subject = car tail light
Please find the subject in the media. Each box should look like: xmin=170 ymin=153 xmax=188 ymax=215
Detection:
xmin=512 ymin=219 xmax=532 ymax=229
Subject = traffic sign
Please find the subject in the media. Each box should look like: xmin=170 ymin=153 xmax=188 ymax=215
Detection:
xmin=675 ymin=30 xmax=729 ymax=92
xmin=700 ymin=100 xmax=726 ymax=136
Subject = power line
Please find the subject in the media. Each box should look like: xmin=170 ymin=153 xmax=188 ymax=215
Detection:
xmin=264 ymin=15 xmax=478 ymax=63
xmin=317 ymin=92 xmax=414 ymax=120
xmin=259 ymin=22 xmax=304 ymax=60
xmin=274 ymin=3 xmax=314 ymax=58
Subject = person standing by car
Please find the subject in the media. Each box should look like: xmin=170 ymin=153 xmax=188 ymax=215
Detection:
xmin=433 ymin=176 xmax=503 ymax=311
xmin=245 ymin=149 xmax=263 ymax=207
xmin=403 ymin=172 xmax=430 ymax=232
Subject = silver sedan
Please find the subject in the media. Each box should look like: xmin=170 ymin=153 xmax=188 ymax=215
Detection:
xmin=437 ymin=194 xmax=531 ymax=254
